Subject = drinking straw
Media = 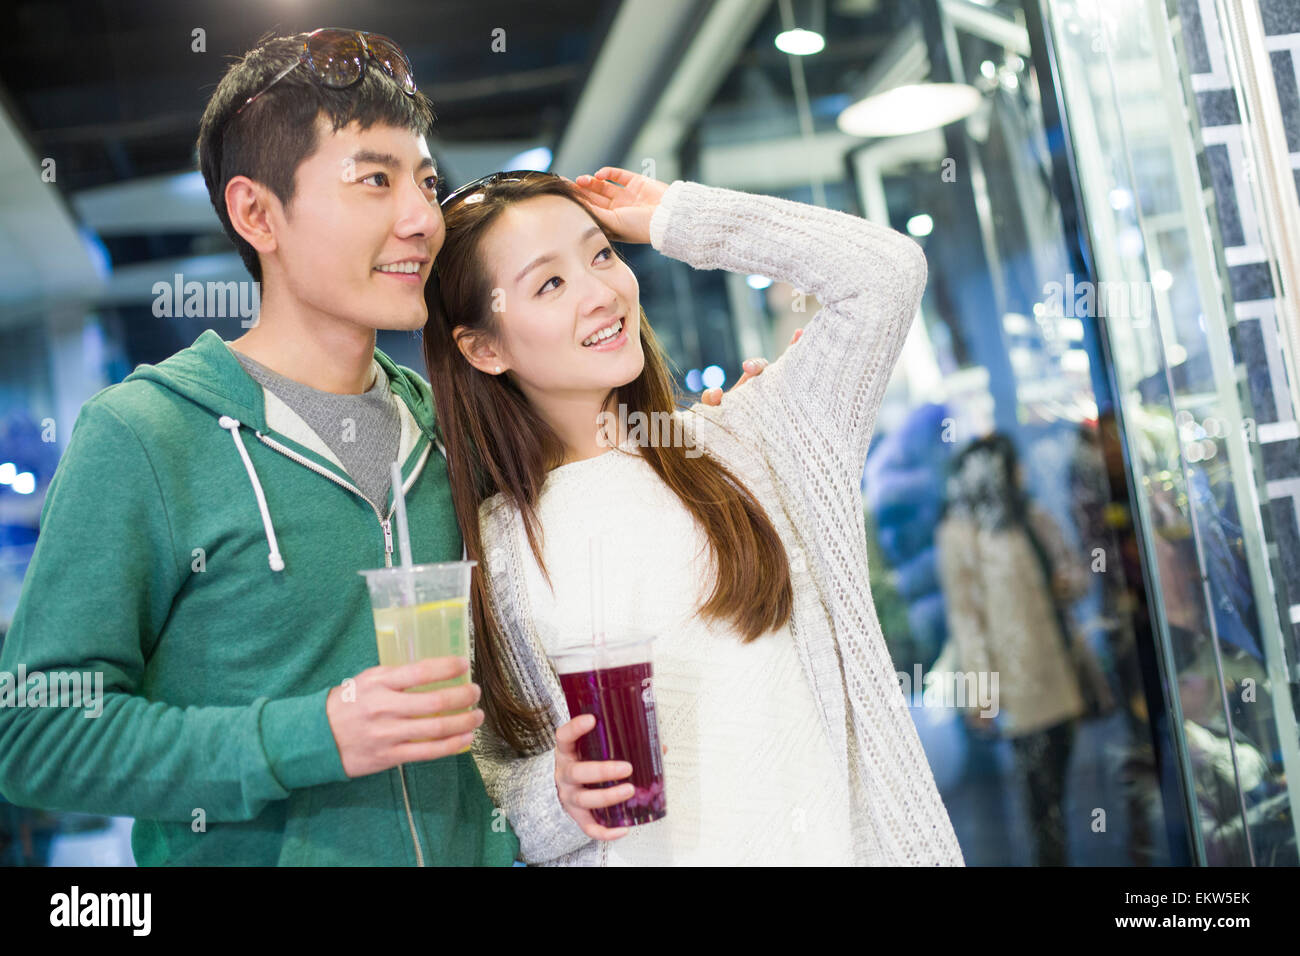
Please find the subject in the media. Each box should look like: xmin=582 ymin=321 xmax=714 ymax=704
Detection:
xmin=390 ymin=461 xmax=414 ymax=568
xmin=390 ymin=461 xmax=417 ymax=606
xmin=589 ymin=534 xmax=610 ymax=783
xmin=589 ymin=535 xmax=605 ymax=646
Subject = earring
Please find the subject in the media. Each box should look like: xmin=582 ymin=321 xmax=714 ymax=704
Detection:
xmin=494 ymin=366 xmax=502 ymax=374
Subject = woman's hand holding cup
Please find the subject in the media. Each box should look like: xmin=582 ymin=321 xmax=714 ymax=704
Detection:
xmin=554 ymin=713 xmax=635 ymax=841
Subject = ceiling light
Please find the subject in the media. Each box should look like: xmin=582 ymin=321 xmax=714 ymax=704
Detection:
xmin=775 ymin=28 xmax=825 ymax=55
xmin=906 ymin=214 xmax=933 ymax=237
xmin=838 ymin=83 xmax=983 ymax=137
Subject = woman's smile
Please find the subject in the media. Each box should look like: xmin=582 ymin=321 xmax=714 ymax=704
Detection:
xmin=580 ymin=315 xmax=628 ymax=351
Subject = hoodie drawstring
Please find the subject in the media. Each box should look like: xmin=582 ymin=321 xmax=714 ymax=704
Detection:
xmin=218 ymin=415 xmax=286 ymax=572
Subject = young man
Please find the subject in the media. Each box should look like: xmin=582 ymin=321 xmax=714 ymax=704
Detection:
xmin=0 ymin=29 xmax=509 ymax=866
xmin=0 ymin=28 xmax=774 ymax=866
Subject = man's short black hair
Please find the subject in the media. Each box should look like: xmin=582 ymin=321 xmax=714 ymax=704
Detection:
xmin=196 ymin=32 xmax=436 ymax=283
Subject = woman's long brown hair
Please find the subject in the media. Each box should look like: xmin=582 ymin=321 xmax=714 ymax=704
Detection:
xmin=423 ymin=176 xmax=792 ymax=755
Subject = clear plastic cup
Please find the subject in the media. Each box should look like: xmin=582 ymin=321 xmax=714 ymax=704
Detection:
xmin=359 ymin=561 xmax=476 ymax=749
xmin=549 ymin=635 xmax=667 ymax=827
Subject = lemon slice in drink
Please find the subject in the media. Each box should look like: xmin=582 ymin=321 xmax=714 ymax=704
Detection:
xmin=419 ymin=597 xmax=468 ymax=611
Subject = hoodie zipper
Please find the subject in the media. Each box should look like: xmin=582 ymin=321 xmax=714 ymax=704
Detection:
xmin=252 ymin=428 xmax=433 ymax=866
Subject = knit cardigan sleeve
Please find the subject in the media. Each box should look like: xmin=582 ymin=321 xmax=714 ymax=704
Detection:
xmin=470 ymin=499 xmax=598 ymax=865
xmin=648 ymin=179 xmax=926 ymax=479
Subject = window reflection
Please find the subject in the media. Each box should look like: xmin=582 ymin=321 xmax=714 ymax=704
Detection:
xmin=1048 ymin=0 xmax=1300 ymax=866
xmin=657 ymin=0 xmax=1183 ymax=864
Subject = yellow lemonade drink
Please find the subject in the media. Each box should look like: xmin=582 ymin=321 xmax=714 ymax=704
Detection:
xmin=358 ymin=561 xmax=478 ymax=753
xmin=373 ymin=597 xmax=471 ymax=708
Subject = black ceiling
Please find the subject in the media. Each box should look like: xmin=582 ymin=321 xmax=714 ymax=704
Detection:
xmin=1 ymin=0 xmax=619 ymax=192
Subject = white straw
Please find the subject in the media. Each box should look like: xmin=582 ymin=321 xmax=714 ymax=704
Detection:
xmin=390 ymin=461 xmax=414 ymax=568
xmin=589 ymin=535 xmax=605 ymax=646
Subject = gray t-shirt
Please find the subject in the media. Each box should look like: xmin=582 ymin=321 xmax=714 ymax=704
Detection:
xmin=230 ymin=347 xmax=402 ymax=513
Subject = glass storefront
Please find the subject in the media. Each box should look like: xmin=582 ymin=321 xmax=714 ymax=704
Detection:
xmin=621 ymin=0 xmax=1300 ymax=865
xmin=1043 ymin=0 xmax=1300 ymax=865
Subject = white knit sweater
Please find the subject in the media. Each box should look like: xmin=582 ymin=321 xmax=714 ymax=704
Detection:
xmin=519 ymin=451 xmax=856 ymax=865
xmin=472 ymin=180 xmax=966 ymax=866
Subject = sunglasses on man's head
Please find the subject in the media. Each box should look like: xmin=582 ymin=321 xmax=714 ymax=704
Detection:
xmin=237 ymin=27 xmax=417 ymax=116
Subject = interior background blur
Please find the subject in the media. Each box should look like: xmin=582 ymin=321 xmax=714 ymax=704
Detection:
xmin=2 ymin=0 xmax=1299 ymax=866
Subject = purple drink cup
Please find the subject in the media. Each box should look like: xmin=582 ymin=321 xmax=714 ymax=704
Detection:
xmin=550 ymin=636 xmax=667 ymax=828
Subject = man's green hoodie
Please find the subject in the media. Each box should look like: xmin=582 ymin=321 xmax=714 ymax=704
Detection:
xmin=0 ymin=329 xmax=520 ymax=866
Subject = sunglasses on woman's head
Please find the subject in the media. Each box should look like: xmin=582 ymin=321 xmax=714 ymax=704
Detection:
xmin=236 ymin=27 xmax=418 ymax=116
xmin=438 ymin=170 xmax=563 ymax=211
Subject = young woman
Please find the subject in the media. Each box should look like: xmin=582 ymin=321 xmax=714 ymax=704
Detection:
xmin=423 ymin=167 xmax=964 ymax=866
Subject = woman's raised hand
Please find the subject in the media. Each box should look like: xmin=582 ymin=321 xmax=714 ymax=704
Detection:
xmin=554 ymin=713 xmax=635 ymax=841
xmin=569 ymin=167 xmax=668 ymax=244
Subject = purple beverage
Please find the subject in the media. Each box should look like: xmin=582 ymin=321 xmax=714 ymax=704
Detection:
xmin=552 ymin=641 xmax=667 ymax=828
